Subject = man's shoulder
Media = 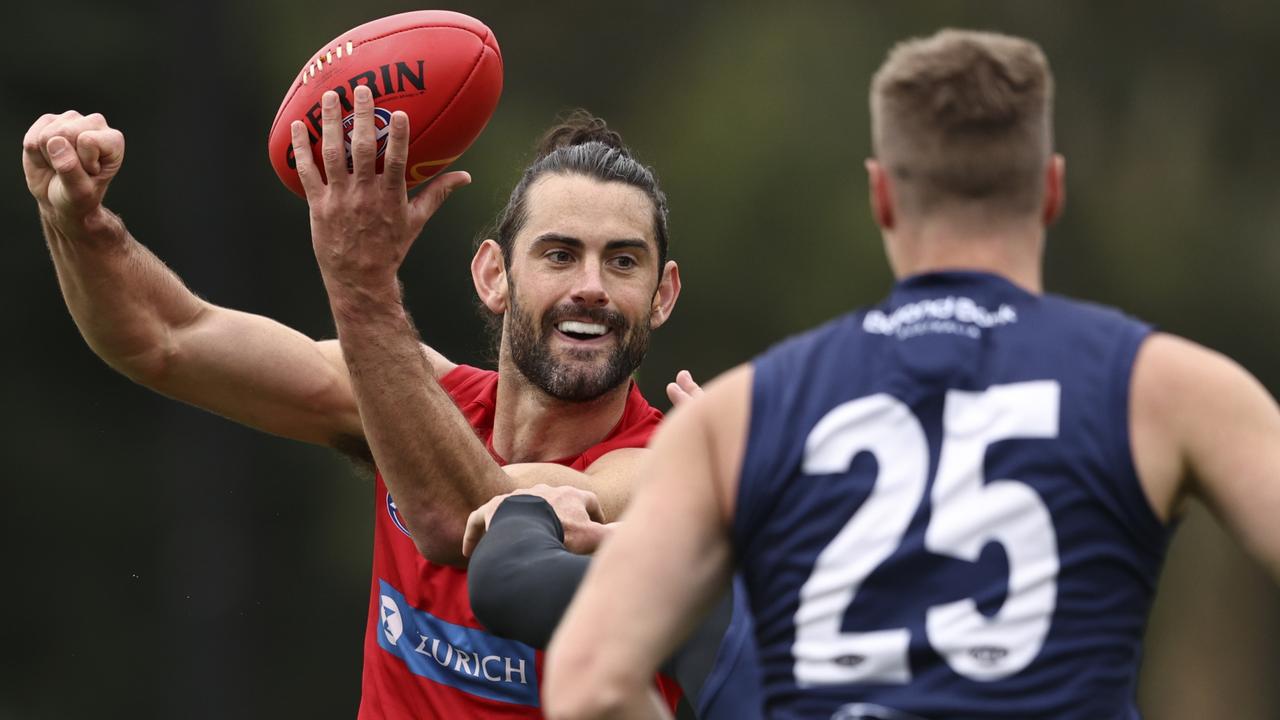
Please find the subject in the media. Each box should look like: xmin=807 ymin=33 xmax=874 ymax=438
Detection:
xmin=440 ymin=364 xmax=498 ymax=402
xmin=1040 ymin=291 xmax=1147 ymax=326
xmin=439 ymin=365 xmax=500 ymax=440
xmin=608 ymin=381 xmax=665 ymax=447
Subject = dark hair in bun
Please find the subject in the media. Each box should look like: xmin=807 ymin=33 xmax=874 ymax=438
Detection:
xmin=488 ymin=109 xmax=670 ymax=273
xmin=533 ymin=109 xmax=627 ymax=158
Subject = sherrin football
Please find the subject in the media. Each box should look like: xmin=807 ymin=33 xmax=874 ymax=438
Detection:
xmin=268 ymin=10 xmax=503 ymax=197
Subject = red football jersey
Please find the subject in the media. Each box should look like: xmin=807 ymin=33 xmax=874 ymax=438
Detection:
xmin=357 ymin=365 xmax=675 ymax=718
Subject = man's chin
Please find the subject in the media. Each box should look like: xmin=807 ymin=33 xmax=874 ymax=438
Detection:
xmin=556 ymin=346 xmax=612 ymax=363
xmin=551 ymin=361 xmax=617 ymax=391
xmin=541 ymin=362 xmax=628 ymax=402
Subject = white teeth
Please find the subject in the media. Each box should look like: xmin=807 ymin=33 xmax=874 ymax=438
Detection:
xmin=558 ymin=321 xmax=607 ymax=336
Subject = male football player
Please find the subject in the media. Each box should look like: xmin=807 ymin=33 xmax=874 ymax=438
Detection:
xmin=544 ymin=29 xmax=1280 ymax=720
xmin=24 ymin=89 xmax=749 ymax=717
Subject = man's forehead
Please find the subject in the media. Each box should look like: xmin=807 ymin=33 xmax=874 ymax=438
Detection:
xmin=518 ymin=174 xmax=657 ymax=248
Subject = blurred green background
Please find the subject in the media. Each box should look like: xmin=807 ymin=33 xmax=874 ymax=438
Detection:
xmin=5 ymin=1 xmax=1278 ymax=717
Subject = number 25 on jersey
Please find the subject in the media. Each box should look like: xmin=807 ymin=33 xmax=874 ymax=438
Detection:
xmin=793 ymin=381 xmax=1060 ymax=685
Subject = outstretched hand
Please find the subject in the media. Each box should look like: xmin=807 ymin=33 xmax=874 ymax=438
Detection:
xmin=22 ymin=111 xmax=125 ymax=224
xmin=290 ymin=85 xmax=471 ymax=306
xmin=462 ymin=484 xmax=611 ymax=559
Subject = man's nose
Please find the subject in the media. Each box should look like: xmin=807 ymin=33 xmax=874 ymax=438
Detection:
xmin=569 ymin=263 xmax=609 ymax=307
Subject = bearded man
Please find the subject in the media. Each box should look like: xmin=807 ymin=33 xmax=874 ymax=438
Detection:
xmin=25 ymin=91 xmax=722 ymax=717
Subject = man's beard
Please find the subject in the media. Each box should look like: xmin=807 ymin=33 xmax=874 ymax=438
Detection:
xmin=505 ymin=290 xmax=651 ymax=403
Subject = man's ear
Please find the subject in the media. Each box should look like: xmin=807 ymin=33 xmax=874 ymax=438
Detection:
xmin=650 ymin=260 xmax=681 ymax=330
xmin=1042 ymin=153 xmax=1066 ymax=226
xmin=866 ymin=158 xmax=895 ymax=230
xmin=472 ymin=239 xmax=508 ymax=313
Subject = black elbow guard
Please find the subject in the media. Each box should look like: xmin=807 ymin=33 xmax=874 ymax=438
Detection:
xmin=467 ymin=495 xmax=586 ymax=648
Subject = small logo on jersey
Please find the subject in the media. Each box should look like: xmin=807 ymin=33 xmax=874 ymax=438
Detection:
xmin=381 ymin=594 xmax=404 ymax=646
xmin=833 ymin=654 xmax=865 ymax=668
xmin=864 ymin=296 xmax=1017 ymax=340
xmin=967 ymin=645 xmax=1009 ymax=666
xmin=831 ymin=703 xmax=929 ymax=720
xmin=386 ymin=493 xmax=413 ymax=538
xmin=342 ymin=107 xmax=393 ymax=168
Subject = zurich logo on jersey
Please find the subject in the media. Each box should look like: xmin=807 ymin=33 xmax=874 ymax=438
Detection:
xmin=386 ymin=493 xmax=413 ymax=538
xmin=376 ymin=580 xmax=541 ymax=706
xmin=342 ymin=107 xmax=393 ymax=168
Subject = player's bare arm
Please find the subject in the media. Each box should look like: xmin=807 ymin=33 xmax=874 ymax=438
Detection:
xmin=543 ymin=365 xmax=752 ymax=720
xmin=1131 ymin=332 xmax=1280 ymax=579
xmin=22 ymin=111 xmax=400 ymax=448
xmin=500 ymin=453 xmax=635 ymax=523
xmin=294 ymin=85 xmax=519 ymax=565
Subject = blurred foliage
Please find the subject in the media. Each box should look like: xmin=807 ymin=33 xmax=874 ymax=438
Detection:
xmin=4 ymin=1 xmax=1278 ymax=717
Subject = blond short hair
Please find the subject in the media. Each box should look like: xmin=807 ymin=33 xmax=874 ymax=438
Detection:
xmin=871 ymin=29 xmax=1054 ymax=217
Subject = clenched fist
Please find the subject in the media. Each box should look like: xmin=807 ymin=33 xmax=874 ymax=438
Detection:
xmin=22 ymin=111 xmax=125 ymax=225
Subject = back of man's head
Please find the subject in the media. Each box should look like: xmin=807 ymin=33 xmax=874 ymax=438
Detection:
xmin=871 ymin=29 xmax=1053 ymax=220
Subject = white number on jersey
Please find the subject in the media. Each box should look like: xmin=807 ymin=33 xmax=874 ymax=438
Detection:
xmin=793 ymin=381 xmax=1060 ymax=685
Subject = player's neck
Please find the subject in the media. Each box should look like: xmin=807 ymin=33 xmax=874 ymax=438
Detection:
xmin=490 ymin=359 xmax=632 ymax=464
xmin=884 ymin=212 xmax=1045 ymax=294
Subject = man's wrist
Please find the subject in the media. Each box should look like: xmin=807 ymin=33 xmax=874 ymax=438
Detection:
xmin=328 ymin=288 xmax=434 ymax=374
xmin=327 ymin=280 xmax=408 ymax=327
xmin=44 ymin=205 xmax=123 ymax=247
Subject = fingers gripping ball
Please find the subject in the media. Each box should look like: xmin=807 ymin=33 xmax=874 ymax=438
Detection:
xmin=268 ymin=10 xmax=503 ymax=197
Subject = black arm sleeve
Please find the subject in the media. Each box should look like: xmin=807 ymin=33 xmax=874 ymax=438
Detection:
xmin=468 ymin=495 xmax=589 ymax=649
xmin=468 ymin=496 xmax=737 ymax=719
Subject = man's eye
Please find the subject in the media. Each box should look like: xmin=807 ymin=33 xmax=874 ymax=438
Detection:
xmin=612 ymin=256 xmax=637 ymax=270
xmin=547 ymin=250 xmax=572 ymax=263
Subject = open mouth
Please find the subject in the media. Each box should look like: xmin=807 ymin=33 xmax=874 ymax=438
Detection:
xmin=555 ymin=320 xmax=612 ymax=343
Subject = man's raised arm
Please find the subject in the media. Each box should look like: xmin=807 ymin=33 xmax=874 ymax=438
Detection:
xmin=294 ymin=87 xmax=513 ymax=565
xmin=23 ymin=111 xmax=370 ymax=448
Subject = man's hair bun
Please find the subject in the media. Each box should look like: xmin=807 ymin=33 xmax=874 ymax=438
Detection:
xmin=534 ymin=109 xmax=629 ymax=159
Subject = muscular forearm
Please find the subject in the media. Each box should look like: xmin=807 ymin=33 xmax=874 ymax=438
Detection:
xmin=504 ymin=462 xmax=631 ymax=523
xmin=29 ymin=113 xmax=367 ymax=447
xmin=42 ymin=206 xmax=205 ymax=381
xmin=303 ymin=87 xmax=506 ymax=562
xmin=330 ymin=293 xmax=510 ymax=564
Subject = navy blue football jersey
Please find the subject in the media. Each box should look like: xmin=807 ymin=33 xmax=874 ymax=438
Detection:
xmin=733 ymin=271 xmax=1171 ymax=720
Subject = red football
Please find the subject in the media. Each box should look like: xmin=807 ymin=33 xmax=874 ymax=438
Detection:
xmin=268 ymin=10 xmax=502 ymax=197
